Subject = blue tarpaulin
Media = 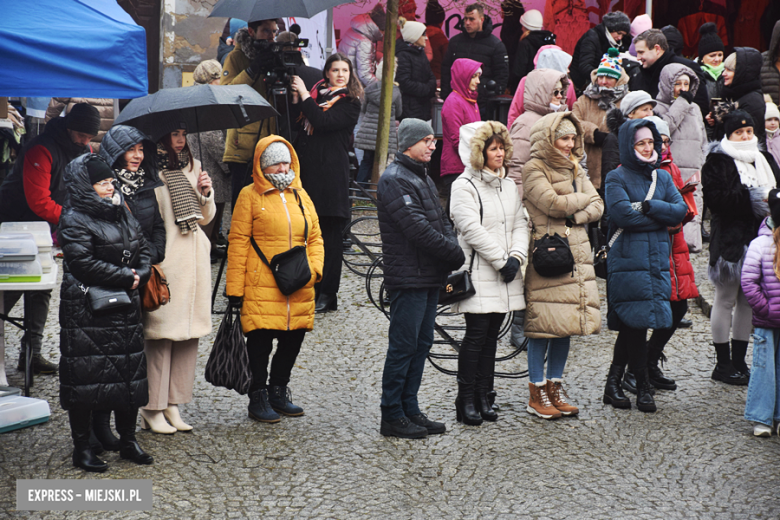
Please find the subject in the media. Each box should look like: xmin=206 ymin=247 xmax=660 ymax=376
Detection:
xmin=0 ymin=0 xmax=148 ymax=98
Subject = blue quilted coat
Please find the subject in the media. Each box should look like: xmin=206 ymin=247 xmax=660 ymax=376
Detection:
xmin=604 ymin=118 xmax=688 ymax=331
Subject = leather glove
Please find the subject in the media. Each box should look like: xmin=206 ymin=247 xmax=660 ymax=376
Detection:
xmin=642 ymin=200 xmax=651 ymax=214
xmin=679 ymin=90 xmax=694 ymax=103
xmin=593 ymin=130 xmax=608 ymax=147
xmin=246 ymin=47 xmax=275 ymax=79
xmin=499 ymin=257 xmax=520 ymax=283
xmin=228 ymin=296 xmax=243 ymax=309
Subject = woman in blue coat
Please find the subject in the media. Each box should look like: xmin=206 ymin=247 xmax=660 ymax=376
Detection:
xmin=602 ymin=118 xmax=687 ymax=413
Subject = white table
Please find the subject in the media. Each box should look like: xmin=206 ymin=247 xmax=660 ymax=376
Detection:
xmin=0 ymin=263 xmax=59 ymax=396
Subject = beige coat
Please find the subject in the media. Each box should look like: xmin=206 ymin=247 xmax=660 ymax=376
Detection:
xmin=143 ymin=158 xmax=217 ymax=341
xmin=507 ymin=69 xmax=570 ymax=200
xmin=522 ymin=112 xmax=603 ymax=339
xmin=44 ymin=98 xmax=114 ymax=146
xmin=571 ymin=69 xmax=629 ymax=189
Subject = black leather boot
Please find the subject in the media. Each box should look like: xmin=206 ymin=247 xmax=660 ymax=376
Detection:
xmin=621 ymin=369 xmax=638 ymax=394
xmin=91 ymin=410 xmax=121 ymax=451
xmin=647 ymin=347 xmax=677 ymax=390
xmin=634 ymin=368 xmax=657 ymax=413
xmin=115 ymin=408 xmax=153 ymax=465
xmin=731 ymin=339 xmax=750 ymax=379
xmin=603 ymin=364 xmax=631 ymax=409
xmin=455 ymin=338 xmax=482 ymax=425
xmin=711 ymin=342 xmax=748 ymax=385
xmin=474 ymin=345 xmax=498 ymax=422
xmin=315 ymin=293 xmax=338 ymax=313
xmin=68 ymin=409 xmax=108 ymax=473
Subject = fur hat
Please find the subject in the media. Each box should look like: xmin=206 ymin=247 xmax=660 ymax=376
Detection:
xmin=193 ymin=60 xmax=222 ymax=85
xmin=520 ymin=10 xmax=543 ymax=31
xmin=698 ymin=22 xmax=724 ymax=58
xmin=260 ymin=141 xmax=292 ymax=170
xmin=554 ymin=118 xmax=577 ymax=141
xmin=723 ymin=109 xmax=754 ymax=137
xmin=66 ymin=103 xmax=100 ymax=136
xmin=400 ymin=18 xmax=426 ymax=44
xmin=596 ymin=48 xmax=623 ymax=79
xmin=369 ymin=3 xmax=387 ymax=30
xmin=398 ymin=118 xmax=434 ymax=152
xmin=602 ymin=11 xmax=631 ymax=34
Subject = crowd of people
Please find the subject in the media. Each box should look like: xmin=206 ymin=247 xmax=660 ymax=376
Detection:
xmin=4 ymin=4 xmax=780 ymax=466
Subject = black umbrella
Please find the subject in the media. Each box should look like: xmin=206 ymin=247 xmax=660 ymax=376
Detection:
xmin=114 ymin=84 xmax=279 ymax=142
xmin=209 ymin=0 xmax=353 ymax=21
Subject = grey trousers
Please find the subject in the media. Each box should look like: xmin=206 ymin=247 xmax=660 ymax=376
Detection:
xmin=3 ymin=290 xmax=52 ymax=356
xmin=711 ymin=278 xmax=753 ymax=344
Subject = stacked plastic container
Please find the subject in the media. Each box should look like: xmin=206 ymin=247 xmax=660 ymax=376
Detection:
xmin=0 ymin=222 xmax=53 ymax=283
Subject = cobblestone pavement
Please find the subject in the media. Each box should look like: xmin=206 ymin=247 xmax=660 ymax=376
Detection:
xmin=1 ymin=254 xmax=780 ymax=519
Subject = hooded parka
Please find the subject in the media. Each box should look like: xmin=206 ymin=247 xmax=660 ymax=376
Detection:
xmin=99 ymin=125 xmax=166 ymax=265
xmin=522 ymin=112 xmax=604 ymax=339
xmin=449 ymin=121 xmax=528 ymax=314
xmin=337 ymin=14 xmax=384 ymax=86
xmin=58 ymin=154 xmax=152 ymax=411
xmin=720 ymin=47 xmax=767 ymax=143
xmin=604 ymin=119 xmax=688 ymax=331
xmin=441 ymin=59 xmax=482 ymax=178
xmin=760 ymin=21 xmax=780 ymax=106
xmin=227 ymin=136 xmax=325 ymax=333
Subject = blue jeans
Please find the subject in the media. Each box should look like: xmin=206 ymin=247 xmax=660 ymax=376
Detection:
xmin=744 ymin=327 xmax=780 ymax=426
xmin=527 ymin=337 xmax=571 ymax=384
xmin=380 ymin=287 xmax=439 ymax=422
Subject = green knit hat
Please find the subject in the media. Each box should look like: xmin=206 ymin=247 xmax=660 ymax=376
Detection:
xmin=596 ymin=48 xmax=622 ymax=80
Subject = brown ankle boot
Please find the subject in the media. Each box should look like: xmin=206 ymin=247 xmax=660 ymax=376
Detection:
xmin=526 ymin=381 xmax=562 ymax=420
xmin=546 ymin=379 xmax=579 ymax=416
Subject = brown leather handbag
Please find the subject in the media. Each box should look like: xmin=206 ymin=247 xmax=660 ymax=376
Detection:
xmin=141 ymin=264 xmax=170 ymax=312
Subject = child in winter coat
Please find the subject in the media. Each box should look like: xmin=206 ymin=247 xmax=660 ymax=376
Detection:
xmin=741 ymin=190 xmax=780 ymax=437
xmin=766 ymin=96 xmax=780 ymax=169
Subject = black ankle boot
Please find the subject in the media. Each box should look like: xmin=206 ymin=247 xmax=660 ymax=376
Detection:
xmin=268 ymin=386 xmax=304 ymax=416
xmin=92 ymin=410 xmax=121 ymax=451
xmin=647 ymin=349 xmax=677 ymax=390
xmin=711 ymin=342 xmax=748 ymax=385
xmin=621 ymin=369 xmax=638 ymax=394
xmin=115 ymin=408 xmax=153 ymax=465
xmin=248 ymin=389 xmax=281 ymax=423
xmin=455 ymin=393 xmax=483 ymax=425
xmin=474 ymin=389 xmax=498 ymax=422
xmin=634 ymin=368 xmax=657 ymax=413
xmin=731 ymin=339 xmax=750 ymax=378
xmin=315 ymin=293 xmax=338 ymax=313
xmin=68 ymin=410 xmax=107 ymax=473
xmin=603 ymin=364 xmax=631 ymax=409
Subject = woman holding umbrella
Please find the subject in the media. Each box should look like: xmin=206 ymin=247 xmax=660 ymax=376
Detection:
xmin=140 ymin=125 xmax=216 ymax=434
xmin=289 ymin=52 xmax=362 ymax=313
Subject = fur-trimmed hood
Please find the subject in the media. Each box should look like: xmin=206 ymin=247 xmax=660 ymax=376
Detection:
xmin=458 ymin=121 xmax=513 ymax=174
xmin=235 ymin=27 xmax=258 ymax=61
xmin=606 ymin=106 xmax=627 ymax=134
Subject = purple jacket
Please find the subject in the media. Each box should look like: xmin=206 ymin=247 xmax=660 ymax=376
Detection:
xmin=741 ymin=218 xmax=780 ymax=328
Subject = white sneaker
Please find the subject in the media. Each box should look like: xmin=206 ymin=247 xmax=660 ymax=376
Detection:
xmin=753 ymin=423 xmax=772 ymax=437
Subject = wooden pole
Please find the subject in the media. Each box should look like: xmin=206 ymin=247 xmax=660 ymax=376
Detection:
xmin=371 ymin=0 xmax=398 ymax=183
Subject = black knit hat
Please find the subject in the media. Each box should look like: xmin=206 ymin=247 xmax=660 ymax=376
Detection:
xmin=425 ymin=0 xmax=445 ymax=26
xmin=698 ymin=22 xmax=724 ymax=58
xmin=66 ymin=103 xmax=100 ymax=136
xmin=723 ymin=109 xmax=755 ymax=138
xmin=769 ymin=189 xmax=780 ymax=225
xmin=86 ymin=156 xmax=115 ymax=185
xmin=602 ymin=11 xmax=630 ymax=34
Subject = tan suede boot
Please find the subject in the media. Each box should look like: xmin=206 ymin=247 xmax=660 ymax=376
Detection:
xmin=547 ymin=379 xmax=579 ymax=416
xmin=527 ymin=381 xmax=562 ymax=420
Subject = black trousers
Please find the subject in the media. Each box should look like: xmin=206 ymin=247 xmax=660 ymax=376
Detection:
xmin=647 ymin=300 xmax=688 ymax=356
xmin=246 ymin=329 xmax=306 ymax=394
xmin=317 ymin=216 xmax=347 ymax=295
xmin=458 ymin=313 xmax=506 ymax=391
xmin=229 ymin=162 xmax=252 ymax=210
xmin=612 ymin=325 xmax=649 ymax=372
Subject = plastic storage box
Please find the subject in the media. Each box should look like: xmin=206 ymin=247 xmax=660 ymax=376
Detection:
xmin=0 ymin=222 xmax=53 ymax=248
xmin=37 ymin=252 xmax=53 ymax=274
xmin=0 ymin=395 xmax=51 ymax=433
xmin=0 ymin=259 xmax=43 ymax=283
xmin=0 ymin=387 xmax=22 ymax=398
xmin=0 ymin=233 xmax=39 ymax=262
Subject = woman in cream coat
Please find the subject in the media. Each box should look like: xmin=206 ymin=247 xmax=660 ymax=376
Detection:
xmin=449 ymin=121 xmax=528 ymax=426
xmin=141 ymin=126 xmax=216 ymax=434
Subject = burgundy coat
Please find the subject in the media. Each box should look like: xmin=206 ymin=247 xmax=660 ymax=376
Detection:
xmin=742 ymin=219 xmax=780 ymax=329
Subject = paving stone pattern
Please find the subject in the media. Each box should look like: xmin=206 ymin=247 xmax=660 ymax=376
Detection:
xmin=1 ymin=254 xmax=779 ymax=519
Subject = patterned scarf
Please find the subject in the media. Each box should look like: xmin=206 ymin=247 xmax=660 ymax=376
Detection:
xmin=264 ymin=170 xmax=296 ymax=191
xmin=156 ymin=144 xmax=202 ymax=235
xmin=583 ymin=81 xmax=630 ymax=111
xmin=114 ymin=167 xmax=146 ymax=196
xmin=299 ymin=80 xmax=347 ymax=135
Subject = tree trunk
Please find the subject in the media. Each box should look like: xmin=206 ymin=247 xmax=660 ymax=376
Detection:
xmin=371 ymin=0 xmax=399 ymax=183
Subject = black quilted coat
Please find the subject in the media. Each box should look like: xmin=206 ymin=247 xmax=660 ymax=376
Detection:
xmin=377 ymin=152 xmax=465 ymax=291
xmin=395 ymin=38 xmax=437 ymax=121
xmin=58 ymin=154 xmax=152 ymax=411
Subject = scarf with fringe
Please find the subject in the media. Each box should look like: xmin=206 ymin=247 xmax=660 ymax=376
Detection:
xmin=156 ymin=144 xmax=202 ymax=235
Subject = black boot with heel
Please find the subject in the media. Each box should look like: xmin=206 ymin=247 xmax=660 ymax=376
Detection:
xmin=91 ymin=410 xmax=121 ymax=451
xmin=68 ymin=409 xmax=108 ymax=473
xmin=115 ymin=408 xmax=153 ymax=465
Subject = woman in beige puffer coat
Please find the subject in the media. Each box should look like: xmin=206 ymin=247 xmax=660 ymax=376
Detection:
xmin=449 ymin=121 xmax=528 ymax=426
xmin=522 ymin=111 xmax=603 ymax=420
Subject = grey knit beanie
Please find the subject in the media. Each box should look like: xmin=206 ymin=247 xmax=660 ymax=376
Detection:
xmin=398 ymin=118 xmax=434 ymax=152
xmin=602 ymin=11 xmax=631 ymax=34
xmin=260 ymin=141 xmax=292 ymax=170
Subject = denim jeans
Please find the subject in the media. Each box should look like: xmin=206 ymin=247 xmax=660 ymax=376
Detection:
xmin=744 ymin=327 xmax=780 ymax=427
xmin=527 ymin=336 xmax=571 ymax=384
xmin=380 ymin=287 xmax=439 ymax=421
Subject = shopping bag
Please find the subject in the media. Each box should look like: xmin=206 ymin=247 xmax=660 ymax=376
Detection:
xmin=205 ymin=307 xmax=252 ymax=395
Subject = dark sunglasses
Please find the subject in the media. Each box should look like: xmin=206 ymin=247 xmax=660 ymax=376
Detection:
xmin=552 ymin=89 xmax=564 ymax=97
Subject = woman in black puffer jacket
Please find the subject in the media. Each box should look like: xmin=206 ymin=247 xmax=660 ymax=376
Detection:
xmin=58 ymin=154 xmax=153 ymax=473
xmin=396 ymin=19 xmax=437 ymax=121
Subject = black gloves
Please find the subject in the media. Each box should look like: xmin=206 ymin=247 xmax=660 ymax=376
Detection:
xmin=499 ymin=257 xmax=520 ymax=283
xmin=593 ymin=130 xmax=608 ymax=147
xmin=246 ymin=47 xmax=275 ymax=79
xmin=679 ymin=90 xmax=694 ymax=104
xmin=641 ymin=200 xmax=650 ymax=214
xmin=228 ymin=296 xmax=243 ymax=309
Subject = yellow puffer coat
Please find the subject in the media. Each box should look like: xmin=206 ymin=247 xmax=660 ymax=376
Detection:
xmin=226 ymin=136 xmax=325 ymax=333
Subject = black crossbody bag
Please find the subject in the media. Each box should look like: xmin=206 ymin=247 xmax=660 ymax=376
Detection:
xmin=250 ymin=190 xmax=312 ymax=296
xmin=81 ymin=216 xmax=134 ymax=314
xmin=439 ymin=178 xmax=481 ymax=306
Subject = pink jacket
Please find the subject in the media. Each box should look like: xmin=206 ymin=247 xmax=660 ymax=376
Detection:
xmin=441 ymin=59 xmax=482 ymax=178
xmin=507 ymin=45 xmax=576 ymax=129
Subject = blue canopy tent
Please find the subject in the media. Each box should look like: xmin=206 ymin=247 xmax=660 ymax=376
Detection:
xmin=0 ymin=0 xmax=148 ymax=98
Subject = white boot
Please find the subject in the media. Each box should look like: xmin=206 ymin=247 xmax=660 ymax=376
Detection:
xmin=139 ymin=409 xmax=176 ymax=434
xmin=163 ymin=404 xmax=193 ymax=432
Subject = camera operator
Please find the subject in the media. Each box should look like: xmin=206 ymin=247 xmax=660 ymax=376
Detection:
xmin=274 ymin=31 xmax=322 ymax=142
xmin=221 ymin=18 xmax=279 ymax=209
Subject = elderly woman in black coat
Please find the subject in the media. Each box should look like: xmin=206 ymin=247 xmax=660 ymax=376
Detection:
xmin=289 ymin=52 xmax=362 ymax=313
xmin=58 ymin=154 xmax=153 ymax=473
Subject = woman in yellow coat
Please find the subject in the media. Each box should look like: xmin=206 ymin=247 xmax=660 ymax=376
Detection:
xmin=226 ymin=136 xmax=324 ymax=423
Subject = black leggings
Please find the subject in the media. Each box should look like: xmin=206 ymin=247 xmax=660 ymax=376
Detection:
xmin=458 ymin=313 xmax=505 ymax=389
xmin=647 ymin=300 xmax=688 ymax=355
xmin=246 ymin=329 xmax=306 ymax=393
xmin=612 ymin=300 xmax=688 ymax=370
xmin=317 ymin=216 xmax=347 ymax=295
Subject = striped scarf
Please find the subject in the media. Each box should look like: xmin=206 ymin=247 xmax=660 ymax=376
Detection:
xmin=299 ymin=80 xmax=347 ymax=135
xmin=156 ymin=144 xmax=202 ymax=235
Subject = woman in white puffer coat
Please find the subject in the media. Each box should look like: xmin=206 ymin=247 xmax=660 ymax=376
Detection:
xmin=449 ymin=121 xmax=528 ymax=426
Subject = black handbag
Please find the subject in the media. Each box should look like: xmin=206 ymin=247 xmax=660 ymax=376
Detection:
xmin=79 ymin=215 xmax=135 ymax=314
xmin=532 ymin=220 xmax=575 ymax=277
xmin=205 ymin=307 xmax=252 ymax=395
xmin=439 ymin=178 xmax=480 ymax=306
xmin=250 ymin=190 xmax=312 ymax=296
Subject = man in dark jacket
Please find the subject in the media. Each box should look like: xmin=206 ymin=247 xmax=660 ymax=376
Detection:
xmin=377 ymin=119 xmax=465 ymax=439
xmin=441 ymin=4 xmax=509 ymax=119
xmin=570 ymin=11 xmax=630 ymax=92
xmin=0 ymin=103 xmax=98 ymax=374
xmin=630 ymin=29 xmax=709 ymax=122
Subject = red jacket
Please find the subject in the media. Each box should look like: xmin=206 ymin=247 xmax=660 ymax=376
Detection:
xmin=660 ymin=155 xmax=699 ymax=301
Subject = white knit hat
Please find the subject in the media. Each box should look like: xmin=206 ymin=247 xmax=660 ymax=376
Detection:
xmin=767 ymin=101 xmax=780 ymax=122
xmin=520 ymin=10 xmax=543 ymax=31
xmin=400 ymin=19 xmax=426 ymax=44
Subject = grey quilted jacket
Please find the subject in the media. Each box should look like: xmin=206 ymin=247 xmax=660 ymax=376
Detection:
xmin=354 ymin=81 xmax=402 ymax=153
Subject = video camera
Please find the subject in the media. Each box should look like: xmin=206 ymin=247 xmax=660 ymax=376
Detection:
xmin=252 ymin=38 xmax=309 ymax=95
